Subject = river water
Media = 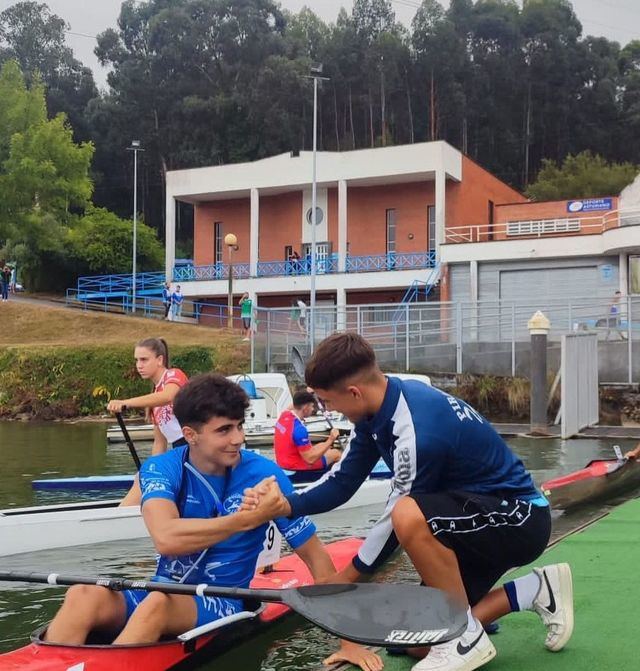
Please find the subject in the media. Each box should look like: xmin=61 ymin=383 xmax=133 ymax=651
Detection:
xmin=0 ymin=420 xmax=636 ymax=668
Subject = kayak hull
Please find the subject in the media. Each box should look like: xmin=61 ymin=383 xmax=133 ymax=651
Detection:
xmin=542 ymin=458 xmax=640 ymax=510
xmin=0 ymin=538 xmax=362 ymax=671
xmin=2 ymin=479 xmax=389 ymax=557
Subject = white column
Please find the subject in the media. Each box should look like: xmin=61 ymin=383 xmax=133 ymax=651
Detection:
xmin=338 ymin=180 xmax=348 ymax=273
xmin=336 ymin=286 xmax=347 ymax=331
xmin=619 ymin=252 xmax=628 ymax=294
xmin=434 ymin=169 xmax=446 ymax=262
xmin=250 ymin=188 xmax=259 ymax=277
xmin=469 ymin=260 xmax=478 ymax=302
xmin=165 ymin=194 xmax=176 ymax=282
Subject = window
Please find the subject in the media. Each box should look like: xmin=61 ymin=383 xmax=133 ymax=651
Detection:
xmin=284 ymin=245 xmax=293 ymax=261
xmin=386 ymin=209 xmax=396 ymax=254
xmin=214 ymin=222 xmax=223 ymax=263
xmin=428 ymin=206 xmax=436 ymax=253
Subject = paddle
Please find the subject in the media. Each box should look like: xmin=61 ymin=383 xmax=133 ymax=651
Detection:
xmin=114 ymin=410 xmax=142 ymax=470
xmin=0 ymin=572 xmax=467 ymax=647
xmin=291 ymin=345 xmax=335 ymax=430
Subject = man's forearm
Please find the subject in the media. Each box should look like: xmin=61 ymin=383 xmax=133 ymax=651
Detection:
xmin=302 ymin=439 xmax=335 ymax=464
xmin=149 ymin=509 xmax=267 ymax=555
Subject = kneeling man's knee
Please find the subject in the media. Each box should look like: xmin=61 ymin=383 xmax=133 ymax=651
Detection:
xmin=392 ymin=496 xmax=428 ymax=543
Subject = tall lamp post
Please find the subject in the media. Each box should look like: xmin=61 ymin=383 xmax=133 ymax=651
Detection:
xmin=127 ymin=140 xmax=144 ymax=313
xmin=224 ymin=233 xmax=238 ymax=329
xmin=308 ymin=63 xmax=329 ymax=352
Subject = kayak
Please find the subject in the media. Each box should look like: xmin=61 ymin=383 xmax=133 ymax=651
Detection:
xmin=32 ymin=458 xmax=391 ymax=492
xmin=3 ymin=478 xmax=390 ymax=557
xmin=541 ymin=457 xmax=640 ymax=510
xmin=0 ymin=537 xmax=362 ymax=671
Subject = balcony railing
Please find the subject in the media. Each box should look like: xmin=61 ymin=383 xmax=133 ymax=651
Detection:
xmin=173 ymin=251 xmax=436 ymax=282
xmin=173 ymin=263 xmax=251 ymax=282
xmin=445 ymin=208 xmax=639 ymax=244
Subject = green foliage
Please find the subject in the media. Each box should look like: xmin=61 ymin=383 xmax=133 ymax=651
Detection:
xmin=0 ymin=345 xmax=225 ymax=419
xmin=526 ymin=151 xmax=638 ymax=201
xmin=67 ymin=207 xmax=164 ymax=275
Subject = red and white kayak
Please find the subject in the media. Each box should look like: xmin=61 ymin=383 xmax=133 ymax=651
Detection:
xmin=0 ymin=537 xmax=362 ymax=671
xmin=542 ymin=458 xmax=640 ymax=510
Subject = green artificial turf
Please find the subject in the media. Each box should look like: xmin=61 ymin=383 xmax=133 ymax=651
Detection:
xmin=336 ymin=498 xmax=640 ymax=671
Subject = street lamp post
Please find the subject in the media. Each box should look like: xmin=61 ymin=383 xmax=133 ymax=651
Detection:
xmin=225 ymin=233 xmax=238 ymax=329
xmin=308 ymin=63 xmax=329 ymax=352
xmin=127 ymin=140 xmax=144 ymax=313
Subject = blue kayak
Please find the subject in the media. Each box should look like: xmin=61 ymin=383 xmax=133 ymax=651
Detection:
xmin=32 ymin=460 xmax=393 ymax=492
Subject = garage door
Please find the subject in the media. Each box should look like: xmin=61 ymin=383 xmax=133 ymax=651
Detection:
xmin=499 ymin=267 xmax=599 ymax=302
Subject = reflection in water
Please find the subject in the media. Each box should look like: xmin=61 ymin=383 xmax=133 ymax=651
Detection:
xmin=0 ymin=420 xmax=637 ymax=669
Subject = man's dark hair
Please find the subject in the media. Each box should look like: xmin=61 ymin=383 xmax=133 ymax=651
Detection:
xmin=293 ymin=390 xmax=316 ymax=408
xmin=305 ymin=332 xmax=377 ymax=390
xmin=174 ymin=374 xmax=249 ymax=429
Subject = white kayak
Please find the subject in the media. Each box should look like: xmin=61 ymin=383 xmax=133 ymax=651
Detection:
xmin=0 ymin=477 xmax=390 ymax=558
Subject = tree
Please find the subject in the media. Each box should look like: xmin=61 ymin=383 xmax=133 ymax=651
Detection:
xmin=0 ymin=2 xmax=98 ymax=141
xmin=67 ymin=206 xmax=164 ymax=275
xmin=526 ymin=151 xmax=638 ymax=201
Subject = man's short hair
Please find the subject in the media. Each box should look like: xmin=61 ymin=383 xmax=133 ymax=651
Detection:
xmin=305 ymin=332 xmax=377 ymax=390
xmin=293 ymin=390 xmax=316 ymax=408
xmin=174 ymin=373 xmax=249 ymax=430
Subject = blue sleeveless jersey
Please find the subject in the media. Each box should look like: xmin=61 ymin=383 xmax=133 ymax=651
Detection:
xmin=286 ymin=377 xmax=544 ymax=573
xmin=140 ymin=447 xmax=315 ymax=587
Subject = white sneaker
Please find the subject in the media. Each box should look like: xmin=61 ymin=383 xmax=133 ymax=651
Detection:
xmin=532 ymin=563 xmax=574 ymax=651
xmin=411 ymin=622 xmax=496 ymax=671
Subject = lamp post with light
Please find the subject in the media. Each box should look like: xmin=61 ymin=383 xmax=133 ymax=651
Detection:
xmin=225 ymin=233 xmax=238 ymax=329
xmin=308 ymin=63 xmax=329 ymax=351
xmin=126 ymin=140 xmax=144 ymax=313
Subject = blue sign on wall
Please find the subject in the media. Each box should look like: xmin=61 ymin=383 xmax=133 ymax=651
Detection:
xmin=567 ymin=198 xmax=613 ymax=213
xmin=600 ymin=264 xmax=614 ymax=281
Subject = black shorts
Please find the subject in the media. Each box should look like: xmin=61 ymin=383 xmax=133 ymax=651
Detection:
xmin=410 ymin=490 xmax=551 ymax=606
xmin=242 ymin=317 xmax=251 ymax=329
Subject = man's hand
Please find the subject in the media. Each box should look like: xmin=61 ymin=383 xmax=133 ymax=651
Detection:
xmin=624 ymin=442 xmax=640 ymax=460
xmin=328 ymin=428 xmax=340 ymax=443
xmin=242 ymin=477 xmax=291 ymax=522
xmin=323 ymin=641 xmax=383 ymax=671
xmin=107 ymin=400 xmax=127 ymax=413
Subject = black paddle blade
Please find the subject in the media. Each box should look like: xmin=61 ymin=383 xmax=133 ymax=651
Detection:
xmin=282 ymin=583 xmax=468 ymax=647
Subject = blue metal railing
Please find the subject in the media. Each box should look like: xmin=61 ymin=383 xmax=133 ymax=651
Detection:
xmin=76 ymin=271 xmax=166 ymax=299
xmin=173 ymin=264 xmax=251 ymax=282
xmin=392 ymin=263 xmax=442 ymax=325
xmin=174 ymin=251 xmax=436 ymax=282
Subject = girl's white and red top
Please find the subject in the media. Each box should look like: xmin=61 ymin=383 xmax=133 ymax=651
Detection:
xmin=152 ymin=368 xmax=188 ymax=443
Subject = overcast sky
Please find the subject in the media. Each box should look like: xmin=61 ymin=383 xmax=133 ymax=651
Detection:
xmin=0 ymin=0 xmax=638 ymax=89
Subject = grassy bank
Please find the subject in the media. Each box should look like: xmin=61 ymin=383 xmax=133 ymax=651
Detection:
xmin=0 ymin=301 xmax=249 ymax=419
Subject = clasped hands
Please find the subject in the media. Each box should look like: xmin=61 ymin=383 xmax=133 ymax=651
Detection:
xmin=241 ymin=476 xmax=292 ymax=522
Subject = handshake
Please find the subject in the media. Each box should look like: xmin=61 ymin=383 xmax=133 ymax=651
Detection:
xmin=241 ymin=476 xmax=292 ymax=522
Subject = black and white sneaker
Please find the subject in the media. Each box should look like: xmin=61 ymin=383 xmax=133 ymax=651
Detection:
xmin=532 ymin=563 xmax=574 ymax=651
xmin=411 ymin=619 xmax=496 ymax=671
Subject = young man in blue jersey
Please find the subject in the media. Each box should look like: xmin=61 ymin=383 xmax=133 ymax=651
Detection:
xmin=44 ymin=373 xmax=381 ymax=671
xmin=243 ymin=333 xmax=574 ymax=671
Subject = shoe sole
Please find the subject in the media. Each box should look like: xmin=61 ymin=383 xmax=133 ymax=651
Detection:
xmin=547 ymin=563 xmax=574 ymax=652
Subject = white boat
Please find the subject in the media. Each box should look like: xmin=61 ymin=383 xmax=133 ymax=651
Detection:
xmin=106 ymin=373 xmax=349 ymax=446
xmin=1 ymin=477 xmax=390 ymax=558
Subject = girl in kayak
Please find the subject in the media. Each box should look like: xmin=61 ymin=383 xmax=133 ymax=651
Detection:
xmin=107 ymin=338 xmax=188 ymax=505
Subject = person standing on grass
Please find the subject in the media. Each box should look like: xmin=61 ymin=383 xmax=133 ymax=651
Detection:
xmin=162 ymin=282 xmax=172 ymax=319
xmin=296 ymin=297 xmax=307 ymax=334
xmin=107 ymin=337 xmax=188 ymax=505
xmin=242 ymin=332 xmax=574 ymax=671
xmin=239 ymin=292 xmax=253 ymax=340
xmin=0 ymin=264 xmax=10 ymax=302
xmin=171 ymin=285 xmax=184 ymax=321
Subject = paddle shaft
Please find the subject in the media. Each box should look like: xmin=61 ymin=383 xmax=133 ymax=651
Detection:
xmin=291 ymin=346 xmax=334 ymax=430
xmin=0 ymin=571 xmax=284 ymax=603
xmin=115 ymin=410 xmax=142 ymax=471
